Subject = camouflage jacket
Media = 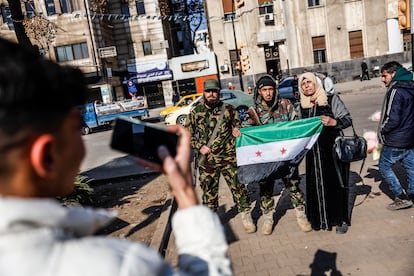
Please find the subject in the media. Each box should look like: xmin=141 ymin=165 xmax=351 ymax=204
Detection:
xmin=186 ymin=101 xmax=240 ymax=164
xmin=244 ymin=98 xmax=295 ymax=127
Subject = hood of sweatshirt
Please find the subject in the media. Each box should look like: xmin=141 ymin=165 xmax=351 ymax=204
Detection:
xmin=392 ymin=67 xmax=413 ymax=81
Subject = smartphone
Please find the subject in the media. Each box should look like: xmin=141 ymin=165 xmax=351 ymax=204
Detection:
xmin=110 ymin=117 xmax=179 ymax=164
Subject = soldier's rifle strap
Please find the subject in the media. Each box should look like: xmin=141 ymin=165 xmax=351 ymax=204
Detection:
xmin=198 ymin=104 xmax=226 ymax=165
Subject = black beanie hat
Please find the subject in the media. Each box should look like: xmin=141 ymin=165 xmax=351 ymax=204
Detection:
xmin=257 ymin=76 xmax=276 ymax=89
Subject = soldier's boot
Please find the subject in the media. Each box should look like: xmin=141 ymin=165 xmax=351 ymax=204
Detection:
xmin=295 ymin=206 xmax=312 ymax=232
xmin=261 ymin=212 xmax=274 ymax=235
xmin=241 ymin=210 xmax=256 ymax=234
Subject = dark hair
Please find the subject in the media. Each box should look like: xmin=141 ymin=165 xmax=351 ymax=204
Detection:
xmin=0 ymin=38 xmax=86 ymax=149
xmin=0 ymin=39 xmax=86 ymax=162
xmin=381 ymin=61 xmax=402 ymax=74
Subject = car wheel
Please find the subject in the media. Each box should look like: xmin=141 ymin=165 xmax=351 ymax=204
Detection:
xmin=236 ymin=105 xmax=249 ymax=121
xmin=81 ymin=126 xmax=91 ymax=135
xmin=177 ymin=115 xmax=187 ymax=126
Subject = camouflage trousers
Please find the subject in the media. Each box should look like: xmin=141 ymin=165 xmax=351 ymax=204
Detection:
xmin=199 ymin=161 xmax=251 ymax=213
xmin=260 ymin=177 xmax=306 ymax=214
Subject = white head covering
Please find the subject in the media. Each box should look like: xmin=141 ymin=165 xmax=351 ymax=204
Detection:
xmin=299 ymin=72 xmax=328 ymax=108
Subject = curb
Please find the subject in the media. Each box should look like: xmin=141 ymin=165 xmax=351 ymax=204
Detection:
xmin=149 ymin=196 xmax=177 ymax=256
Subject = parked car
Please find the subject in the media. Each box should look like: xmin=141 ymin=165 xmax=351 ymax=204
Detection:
xmin=164 ymin=89 xmax=253 ymax=126
xmin=159 ymin=93 xmax=202 ymax=117
xmin=278 ymin=76 xmax=299 ymax=100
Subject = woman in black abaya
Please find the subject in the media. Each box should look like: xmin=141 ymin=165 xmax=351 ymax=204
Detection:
xmin=299 ymin=72 xmax=353 ymax=234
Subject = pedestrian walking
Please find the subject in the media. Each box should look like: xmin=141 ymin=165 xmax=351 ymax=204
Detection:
xmin=186 ymin=79 xmax=256 ymax=233
xmin=361 ymin=59 xmax=370 ymax=81
xmin=172 ymin=90 xmax=180 ymax=106
xmin=299 ymin=72 xmax=353 ymax=234
xmin=321 ymin=72 xmax=335 ymax=95
xmin=0 ymin=38 xmax=232 ymax=276
xmin=378 ymin=61 xmax=414 ymax=210
xmin=235 ymin=74 xmax=312 ymax=235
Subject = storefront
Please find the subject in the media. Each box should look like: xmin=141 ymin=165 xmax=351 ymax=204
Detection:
xmin=126 ymin=59 xmax=173 ymax=109
xmin=169 ymin=51 xmax=219 ymax=101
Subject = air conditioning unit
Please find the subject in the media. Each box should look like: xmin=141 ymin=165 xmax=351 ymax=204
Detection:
xmin=264 ymin=13 xmax=274 ymax=25
xmin=220 ymin=64 xmax=229 ymax=72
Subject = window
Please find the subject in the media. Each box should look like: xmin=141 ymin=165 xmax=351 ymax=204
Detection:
xmin=224 ymin=13 xmax=235 ymax=21
xmin=312 ymin=36 xmax=326 ymax=64
xmin=258 ymin=4 xmax=273 ymax=15
xmin=45 ymin=0 xmax=56 ymax=15
xmin=136 ymin=0 xmax=145 ymax=15
xmin=221 ymin=91 xmax=236 ymax=100
xmin=143 ymin=41 xmax=152 ymax=55
xmin=121 ymin=3 xmax=130 ymax=16
xmin=60 ymin=0 xmax=69 ymax=13
xmin=55 ymin=42 xmax=89 ymax=62
xmin=25 ymin=1 xmax=35 ymax=17
xmin=0 ymin=6 xmax=14 ymax=30
xmin=59 ymin=0 xmax=77 ymax=13
xmin=222 ymin=0 xmax=235 ymax=21
xmin=59 ymin=0 xmax=74 ymax=13
xmin=308 ymin=0 xmax=320 ymax=7
xmin=403 ymin=32 xmax=411 ymax=52
xmin=348 ymin=30 xmax=363 ymax=58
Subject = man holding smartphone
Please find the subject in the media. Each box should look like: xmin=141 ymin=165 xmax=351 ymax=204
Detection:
xmin=0 ymin=38 xmax=232 ymax=275
xmin=186 ymin=79 xmax=256 ymax=233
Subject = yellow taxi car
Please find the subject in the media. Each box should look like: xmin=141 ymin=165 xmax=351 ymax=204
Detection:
xmin=159 ymin=93 xmax=202 ymax=117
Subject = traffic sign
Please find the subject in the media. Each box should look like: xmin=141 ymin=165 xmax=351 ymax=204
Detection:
xmin=98 ymin=46 xmax=117 ymax=58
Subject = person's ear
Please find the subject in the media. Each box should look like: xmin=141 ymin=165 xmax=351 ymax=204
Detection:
xmin=30 ymin=134 xmax=56 ymax=178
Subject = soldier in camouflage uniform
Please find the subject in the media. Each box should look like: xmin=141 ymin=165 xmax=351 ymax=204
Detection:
xmin=235 ymin=74 xmax=312 ymax=234
xmin=186 ymin=79 xmax=256 ymax=233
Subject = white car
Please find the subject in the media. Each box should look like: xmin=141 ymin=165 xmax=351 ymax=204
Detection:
xmin=164 ymin=89 xmax=254 ymax=126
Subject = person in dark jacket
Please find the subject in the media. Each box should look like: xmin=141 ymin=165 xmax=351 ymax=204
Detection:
xmin=361 ymin=60 xmax=370 ymax=81
xmin=298 ymin=72 xmax=353 ymax=234
xmin=378 ymin=61 xmax=414 ymax=210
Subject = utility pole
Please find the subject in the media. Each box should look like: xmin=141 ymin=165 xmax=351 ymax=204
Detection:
xmin=231 ymin=0 xmax=244 ymax=91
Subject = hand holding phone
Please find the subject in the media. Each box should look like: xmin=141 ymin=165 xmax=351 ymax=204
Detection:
xmin=111 ymin=118 xmax=198 ymax=208
xmin=110 ymin=117 xmax=179 ymax=164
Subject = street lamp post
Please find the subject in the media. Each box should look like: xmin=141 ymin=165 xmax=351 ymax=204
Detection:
xmin=231 ymin=0 xmax=244 ymax=91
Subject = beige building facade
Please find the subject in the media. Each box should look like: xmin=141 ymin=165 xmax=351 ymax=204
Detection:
xmin=207 ymin=0 xmax=410 ymax=87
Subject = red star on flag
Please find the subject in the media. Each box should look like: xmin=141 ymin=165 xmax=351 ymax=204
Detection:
xmin=255 ymin=150 xmax=262 ymax=157
xmin=280 ymin=147 xmax=287 ymax=155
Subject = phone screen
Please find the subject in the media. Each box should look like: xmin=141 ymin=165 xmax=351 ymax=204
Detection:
xmin=110 ymin=117 xmax=179 ymax=164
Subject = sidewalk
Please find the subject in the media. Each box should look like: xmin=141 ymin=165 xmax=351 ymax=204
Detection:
xmin=165 ymin=159 xmax=414 ymax=276
xmin=335 ymin=77 xmax=384 ymax=94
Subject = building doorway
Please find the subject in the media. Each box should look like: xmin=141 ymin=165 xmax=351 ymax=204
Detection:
xmin=264 ymin=44 xmax=280 ymax=78
xmin=143 ymin=82 xmax=165 ymax=109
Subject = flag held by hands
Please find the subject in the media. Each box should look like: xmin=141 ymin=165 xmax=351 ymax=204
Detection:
xmin=236 ymin=117 xmax=323 ymax=183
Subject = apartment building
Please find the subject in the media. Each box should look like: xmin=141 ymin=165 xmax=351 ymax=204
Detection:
xmin=0 ymin=0 xmax=214 ymax=109
xmin=207 ymin=0 xmax=411 ymax=88
xmin=1 ymin=0 xmax=410 ymax=104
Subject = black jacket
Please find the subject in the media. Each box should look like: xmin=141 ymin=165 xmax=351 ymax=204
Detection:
xmin=378 ymin=80 xmax=414 ymax=148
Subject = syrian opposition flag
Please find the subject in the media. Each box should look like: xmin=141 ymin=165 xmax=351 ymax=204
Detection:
xmin=236 ymin=116 xmax=323 ymax=183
